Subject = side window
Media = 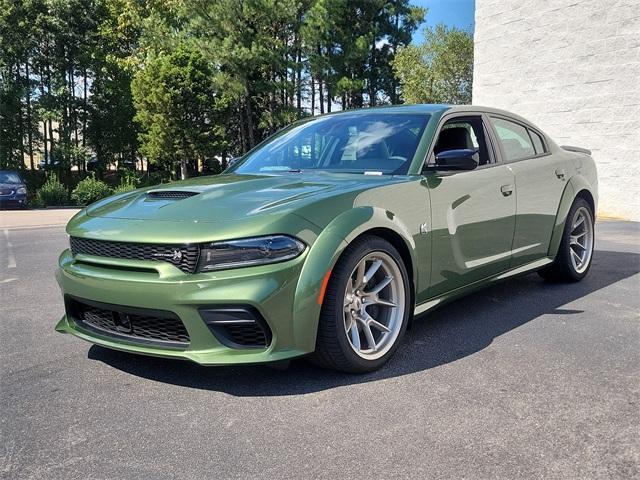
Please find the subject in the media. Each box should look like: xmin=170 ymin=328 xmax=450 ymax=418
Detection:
xmin=433 ymin=117 xmax=492 ymax=166
xmin=491 ymin=117 xmax=536 ymax=161
xmin=528 ymin=129 xmax=547 ymax=155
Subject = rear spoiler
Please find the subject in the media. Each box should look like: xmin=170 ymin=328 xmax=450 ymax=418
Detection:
xmin=561 ymin=145 xmax=592 ymax=155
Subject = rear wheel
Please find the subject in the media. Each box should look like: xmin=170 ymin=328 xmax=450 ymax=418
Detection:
xmin=539 ymin=197 xmax=594 ymax=282
xmin=313 ymin=236 xmax=411 ymax=373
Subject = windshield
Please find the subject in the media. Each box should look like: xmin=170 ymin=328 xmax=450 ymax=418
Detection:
xmin=0 ymin=171 xmax=22 ymax=184
xmin=235 ymin=113 xmax=429 ymax=175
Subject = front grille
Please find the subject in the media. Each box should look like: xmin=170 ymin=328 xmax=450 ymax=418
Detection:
xmin=0 ymin=189 xmax=14 ymax=195
xmin=147 ymin=190 xmax=199 ymax=200
xmin=67 ymin=297 xmax=190 ymax=348
xmin=70 ymin=237 xmax=199 ymax=273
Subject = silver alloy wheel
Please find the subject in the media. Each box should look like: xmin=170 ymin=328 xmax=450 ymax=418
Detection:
xmin=569 ymin=206 xmax=594 ymax=273
xmin=343 ymin=251 xmax=405 ymax=360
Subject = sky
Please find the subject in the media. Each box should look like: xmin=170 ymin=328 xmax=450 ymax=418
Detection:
xmin=411 ymin=0 xmax=475 ymax=43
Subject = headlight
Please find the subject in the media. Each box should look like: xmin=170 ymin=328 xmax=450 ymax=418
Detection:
xmin=17 ymin=187 xmax=26 ymax=194
xmin=197 ymin=235 xmax=305 ymax=272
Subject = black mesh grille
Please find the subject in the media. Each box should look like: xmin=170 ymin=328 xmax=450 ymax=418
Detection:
xmin=200 ymin=307 xmax=272 ymax=349
xmin=147 ymin=190 xmax=199 ymax=200
xmin=70 ymin=237 xmax=199 ymax=273
xmin=220 ymin=323 xmax=269 ymax=347
xmin=68 ymin=297 xmax=190 ymax=348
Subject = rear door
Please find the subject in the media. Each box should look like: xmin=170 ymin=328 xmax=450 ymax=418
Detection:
xmin=424 ymin=114 xmax=517 ymax=298
xmin=488 ymin=116 xmax=567 ymax=266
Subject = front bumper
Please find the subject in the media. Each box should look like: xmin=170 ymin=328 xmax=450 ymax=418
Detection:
xmin=55 ymin=249 xmax=313 ymax=365
xmin=0 ymin=193 xmax=27 ymax=207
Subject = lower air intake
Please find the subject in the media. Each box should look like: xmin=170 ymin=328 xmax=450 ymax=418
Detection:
xmin=199 ymin=307 xmax=272 ymax=349
xmin=66 ymin=296 xmax=190 ymax=349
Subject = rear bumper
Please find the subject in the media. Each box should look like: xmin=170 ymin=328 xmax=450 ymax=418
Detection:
xmin=55 ymin=249 xmax=312 ymax=365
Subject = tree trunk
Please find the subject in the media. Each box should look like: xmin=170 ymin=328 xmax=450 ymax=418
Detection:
xmin=311 ymin=76 xmax=315 ymax=115
xmin=180 ymin=157 xmax=188 ymax=180
xmin=42 ymin=120 xmax=48 ymax=167
xmin=244 ymin=93 xmax=255 ymax=148
xmin=369 ymin=34 xmax=377 ymax=107
xmin=40 ymin=68 xmax=48 ymax=167
xmin=82 ymin=67 xmax=87 ymax=147
xmin=16 ymin=64 xmax=25 ymax=168
xmin=390 ymin=12 xmax=400 ymax=104
xmin=25 ymin=60 xmax=34 ymax=170
xmin=296 ymin=42 xmax=302 ymax=112
xmin=238 ymin=106 xmax=247 ymax=153
xmin=317 ymin=45 xmax=324 ymax=115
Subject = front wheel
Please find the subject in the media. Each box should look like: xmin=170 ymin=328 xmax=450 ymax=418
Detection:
xmin=539 ymin=197 xmax=595 ymax=282
xmin=313 ymin=236 xmax=411 ymax=373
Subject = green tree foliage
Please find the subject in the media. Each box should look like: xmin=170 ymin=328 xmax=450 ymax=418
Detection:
xmin=1 ymin=0 xmax=473 ymax=185
xmin=132 ymin=44 xmax=226 ymax=179
xmin=393 ymin=24 xmax=474 ymax=104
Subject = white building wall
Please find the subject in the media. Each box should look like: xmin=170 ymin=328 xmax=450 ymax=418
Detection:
xmin=473 ymin=0 xmax=640 ymax=220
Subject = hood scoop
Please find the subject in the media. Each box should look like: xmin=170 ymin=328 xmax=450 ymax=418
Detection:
xmin=146 ymin=190 xmax=200 ymax=200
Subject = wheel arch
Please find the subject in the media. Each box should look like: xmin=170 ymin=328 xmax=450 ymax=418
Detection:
xmin=548 ymin=175 xmax=596 ymax=257
xmin=291 ymin=207 xmax=417 ymax=351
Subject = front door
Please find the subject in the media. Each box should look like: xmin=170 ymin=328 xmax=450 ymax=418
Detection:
xmin=425 ymin=115 xmax=517 ymax=298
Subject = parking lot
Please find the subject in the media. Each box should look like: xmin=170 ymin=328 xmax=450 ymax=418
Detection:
xmin=1 ymin=211 xmax=638 ymax=479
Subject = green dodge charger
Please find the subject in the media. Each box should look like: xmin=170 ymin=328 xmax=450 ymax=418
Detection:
xmin=56 ymin=105 xmax=598 ymax=372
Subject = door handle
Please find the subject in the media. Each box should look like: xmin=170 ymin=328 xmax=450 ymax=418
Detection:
xmin=500 ymin=184 xmax=514 ymax=197
xmin=555 ymin=168 xmax=566 ymax=180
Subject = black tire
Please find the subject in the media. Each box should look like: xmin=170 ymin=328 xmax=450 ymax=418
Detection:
xmin=538 ymin=197 xmax=594 ymax=282
xmin=312 ymin=235 xmax=411 ymax=373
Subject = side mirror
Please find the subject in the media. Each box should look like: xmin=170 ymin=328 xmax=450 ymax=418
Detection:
xmin=429 ymin=149 xmax=479 ymax=171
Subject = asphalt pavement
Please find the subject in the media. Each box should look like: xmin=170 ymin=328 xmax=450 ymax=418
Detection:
xmin=1 ymin=217 xmax=638 ymax=479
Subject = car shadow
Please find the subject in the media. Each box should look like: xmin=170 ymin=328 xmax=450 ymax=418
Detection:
xmin=88 ymin=248 xmax=640 ymax=396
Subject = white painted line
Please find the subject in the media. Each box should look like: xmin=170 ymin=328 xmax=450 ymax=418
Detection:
xmin=0 ymin=278 xmax=16 ymax=284
xmin=3 ymin=229 xmax=16 ymax=268
xmin=3 ymin=224 xmax=67 ymax=231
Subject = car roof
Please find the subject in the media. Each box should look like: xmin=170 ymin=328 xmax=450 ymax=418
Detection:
xmin=327 ymin=104 xmax=528 ymax=120
xmin=324 ymin=104 xmax=542 ymax=132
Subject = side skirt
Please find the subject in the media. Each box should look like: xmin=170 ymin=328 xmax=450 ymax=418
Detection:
xmin=413 ymin=257 xmax=554 ymax=317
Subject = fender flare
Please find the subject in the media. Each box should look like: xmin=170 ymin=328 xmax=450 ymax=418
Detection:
xmin=547 ymin=175 xmax=594 ymax=257
xmin=291 ymin=206 xmax=417 ymax=352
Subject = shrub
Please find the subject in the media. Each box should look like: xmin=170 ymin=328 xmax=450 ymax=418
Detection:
xmin=112 ymin=169 xmax=142 ymax=194
xmin=35 ymin=174 xmax=69 ymax=207
xmin=71 ymin=175 xmax=113 ymax=206
xmin=113 ymin=179 xmax=138 ymax=195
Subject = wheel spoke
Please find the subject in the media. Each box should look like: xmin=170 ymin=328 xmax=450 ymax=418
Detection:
xmin=570 ymin=235 xmax=586 ymax=249
xmin=570 ymin=247 xmax=582 ymax=266
xmin=372 ymin=297 xmax=397 ymax=308
xmin=367 ymin=275 xmax=393 ymax=295
xmin=367 ymin=315 xmax=391 ymax=333
xmin=572 ymin=215 xmax=585 ymax=230
xmin=363 ymin=259 xmax=382 ymax=285
xmin=349 ymin=323 xmax=361 ymax=350
xmin=354 ymin=261 xmax=366 ymax=289
xmin=361 ymin=321 xmax=376 ymax=351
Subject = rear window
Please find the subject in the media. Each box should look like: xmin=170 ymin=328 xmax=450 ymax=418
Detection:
xmin=491 ymin=117 xmax=536 ymax=161
xmin=529 ymin=129 xmax=547 ymax=155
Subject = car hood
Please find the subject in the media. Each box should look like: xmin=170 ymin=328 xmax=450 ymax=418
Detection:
xmin=86 ymin=172 xmax=390 ymax=225
xmin=0 ymin=182 xmax=23 ymax=189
